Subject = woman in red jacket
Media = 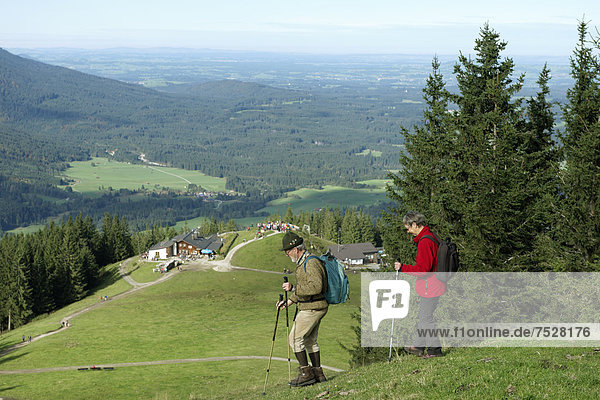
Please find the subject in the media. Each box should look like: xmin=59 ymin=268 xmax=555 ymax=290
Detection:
xmin=394 ymin=211 xmax=445 ymax=358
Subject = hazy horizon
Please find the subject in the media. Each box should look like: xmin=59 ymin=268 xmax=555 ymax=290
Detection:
xmin=3 ymin=1 xmax=600 ymax=57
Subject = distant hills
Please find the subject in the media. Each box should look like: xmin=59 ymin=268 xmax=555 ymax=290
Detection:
xmin=0 ymin=48 xmax=163 ymax=122
xmin=0 ymin=47 xmax=407 ymax=189
xmin=0 ymin=48 xmax=411 ymax=230
xmin=162 ymin=79 xmax=305 ymax=102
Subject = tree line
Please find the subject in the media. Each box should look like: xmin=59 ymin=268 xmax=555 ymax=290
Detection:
xmin=0 ymin=214 xmax=133 ymax=331
xmin=382 ymin=22 xmax=600 ymax=272
xmin=273 ymin=206 xmax=379 ymax=246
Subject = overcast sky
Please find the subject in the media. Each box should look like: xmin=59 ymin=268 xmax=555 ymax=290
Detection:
xmin=2 ymin=0 xmax=599 ymax=56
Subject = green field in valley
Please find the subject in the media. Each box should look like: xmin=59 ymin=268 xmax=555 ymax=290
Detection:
xmin=257 ymin=183 xmax=388 ymax=217
xmin=172 ymin=180 xmax=390 ymax=230
xmin=59 ymin=157 xmax=227 ymax=194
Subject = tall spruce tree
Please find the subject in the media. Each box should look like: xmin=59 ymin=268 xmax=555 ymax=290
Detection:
xmin=341 ymin=208 xmax=361 ymax=244
xmin=384 ymin=56 xmax=454 ymax=263
xmin=450 ymin=23 xmax=544 ymax=270
xmin=521 ymin=65 xmax=560 ymax=268
xmin=322 ymin=206 xmax=341 ymax=242
xmin=0 ymin=235 xmax=31 ymax=330
xmin=558 ymin=20 xmax=600 ymax=268
xmin=60 ymin=218 xmax=86 ymax=302
xmin=23 ymin=233 xmax=53 ymax=315
xmin=359 ymin=211 xmax=376 ymax=243
xmin=284 ymin=206 xmax=295 ymax=224
xmin=74 ymin=214 xmax=101 ymax=289
xmin=387 ymin=56 xmax=453 ymax=224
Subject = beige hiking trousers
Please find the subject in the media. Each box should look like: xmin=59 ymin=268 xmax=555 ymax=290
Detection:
xmin=289 ymin=308 xmax=328 ymax=353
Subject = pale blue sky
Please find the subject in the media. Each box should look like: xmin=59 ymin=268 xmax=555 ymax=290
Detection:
xmin=2 ymin=0 xmax=599 ymax=55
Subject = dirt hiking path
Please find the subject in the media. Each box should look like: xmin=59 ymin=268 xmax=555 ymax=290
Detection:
xmin=0 ymin=356 xmax=343 ymax=375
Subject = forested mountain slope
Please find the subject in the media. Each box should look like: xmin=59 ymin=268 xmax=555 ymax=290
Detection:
xmin=0 ymin=48 xmax=412 ymax=230
xmin=0 ymin=48 xmax=406 ymax=194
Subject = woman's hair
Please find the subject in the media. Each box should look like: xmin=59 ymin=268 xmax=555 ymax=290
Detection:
xmin=296 ymin=243 xmax=306 ymax=251
xmin=402 ymin=211 xmax=426 ymax=227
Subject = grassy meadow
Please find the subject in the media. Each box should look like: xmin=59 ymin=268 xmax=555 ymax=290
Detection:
xmin=231 ymin=233 xmax=290 ymax=272
xmin=0 ymin=234 xmax=359 ymax=399
xmin=257 ymin=183 xmax=387 ymax=217
xmin=126 ymin=260 xmax=165 ymax=283
xmin=3 ymin=230 xmax=600 ymax=399
xmin=60 ymin=157 xmax=227 ymax=194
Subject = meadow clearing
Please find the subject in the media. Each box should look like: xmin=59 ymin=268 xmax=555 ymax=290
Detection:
xmin=257 ymin=182 xmax=389 ymax=217
xmin=59 ymin=157 xmax=227 ymax=194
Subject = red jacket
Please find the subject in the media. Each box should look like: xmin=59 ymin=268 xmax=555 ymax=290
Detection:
xmin=400 ymin=226 xmax=446 ymax=298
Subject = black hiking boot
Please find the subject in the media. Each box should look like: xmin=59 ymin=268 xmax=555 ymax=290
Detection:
xmin=422 ymin=347 xmax=443 ymax=358
xmin=289 ymin=365 xmax=316 ymax=387
xmin=312 ymin=366 xmax=327 ymax=383
xmin=404 ymin=346 xmax=425 ymax=356
xmin=308 ymin=351 xmax=326 ymax=383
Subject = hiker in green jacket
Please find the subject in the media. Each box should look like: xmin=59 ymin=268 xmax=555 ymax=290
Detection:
xmin=277 ymin=231 xmax=328 ymax=387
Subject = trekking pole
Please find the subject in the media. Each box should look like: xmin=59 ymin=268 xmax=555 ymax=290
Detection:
xmin=388 ymin=269 xmax=400 ymax=363
xmin=283 ymin=276 xmax=291 ymax=383
xmin=263 ymin=294 xmax=283 ymax=395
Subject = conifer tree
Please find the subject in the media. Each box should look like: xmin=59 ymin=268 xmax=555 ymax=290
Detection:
xmin=100 ymin=213 xmax=115 ymax=264
xmin=74 ymin=214 xmax=101 ymax=287
xmin=112 ymin=215 xmax=134 ymax=262
xmin=310 ymin=211 xmax=323 ymax=236
xmin=558 ymin=20 xmax=600 ymax=267
xmin=24 ymin=231 xmax=53 ymax=314
xmin=341 ymin=208 xmax=361 ymax=244
xmin=60 ymin=218 xmax=85 ymax=302
xmin=0 ymin=235 xmax=31 ymax=329
xmin=449 ymin=23 xmax=544 ymax=270
xmin=322 ymin=206 xmax=341 ymax=242
xmin=284 ymin=206 xmax=295 ymax=224
xmin=225 ymin=219 xmax=237 ymax=232
xmin=359 ymin=211 xmax=376 ymax=243
xmin=386 ymin=24 xmax=558 ymax=270
xmin=387 ymin=56 xmax=453 ymax=225
xmin=384 ymin=55 xmax=454 ymax=262
xmin=45 ymin=222 xmax=67 ymax=307
xmin=520 ymin=65 xmax=561 ymax=267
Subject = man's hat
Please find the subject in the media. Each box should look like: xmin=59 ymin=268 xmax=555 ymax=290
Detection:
xmin=281 ymin=231 xmax=303 ymax=251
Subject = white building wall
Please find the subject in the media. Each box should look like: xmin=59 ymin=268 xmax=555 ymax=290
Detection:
xmin=149 ymin=248 xmax=169 ymax=260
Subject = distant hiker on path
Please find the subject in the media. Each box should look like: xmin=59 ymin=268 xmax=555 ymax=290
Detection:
xmin=394 ymin=211 xmax=445 ymax=358
xmin=277 ymin=231 xmax=328 ymax=387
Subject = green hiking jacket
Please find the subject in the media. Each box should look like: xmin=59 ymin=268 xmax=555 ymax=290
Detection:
xmin=290 ymin=252 xmax=328 ymax=311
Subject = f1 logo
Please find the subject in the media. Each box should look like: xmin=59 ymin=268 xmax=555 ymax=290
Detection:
xmin=369 ymin=279 xmax=411 ymax=331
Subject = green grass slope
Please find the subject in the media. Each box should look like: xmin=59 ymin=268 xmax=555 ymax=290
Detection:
xmin=258 ymin=184 xmax=387 ymax=216
xmin=0 ymin=234 xmax=358 ymax=399
xmin=255 ymin=346 xmax=600 ymax=400
xmin=2 ymin=231 xmax=600 ymax=399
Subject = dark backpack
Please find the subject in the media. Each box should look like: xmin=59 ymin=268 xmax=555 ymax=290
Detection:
xmin=418 ymin=233 xmax=460 ymax=282
xmin=304 ymin=254 xmax=349 ymax=304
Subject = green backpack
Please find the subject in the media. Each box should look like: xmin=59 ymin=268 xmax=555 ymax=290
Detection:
xmin=304 ymin=254 xmax=349 ymax=304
